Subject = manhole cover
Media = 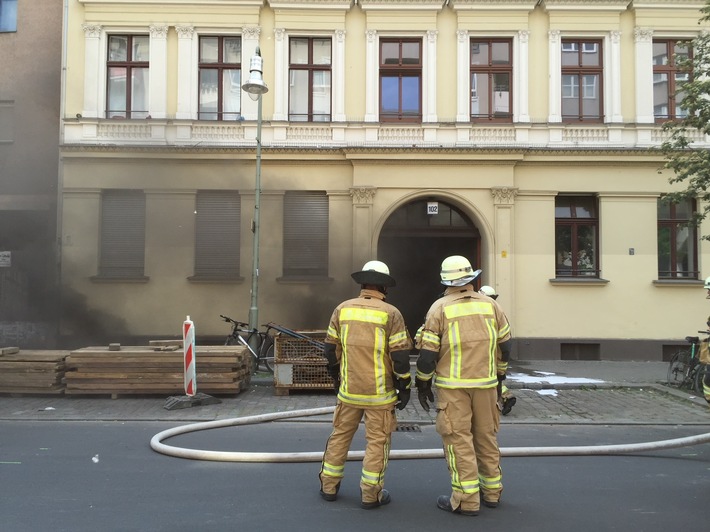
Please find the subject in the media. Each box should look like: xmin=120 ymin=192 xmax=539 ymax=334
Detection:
xmin=395 ymin=423 xmax=421 ymax=432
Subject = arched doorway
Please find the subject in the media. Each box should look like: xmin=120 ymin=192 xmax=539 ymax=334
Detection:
xmin=377 ymin=198 xmax=481 ymax=337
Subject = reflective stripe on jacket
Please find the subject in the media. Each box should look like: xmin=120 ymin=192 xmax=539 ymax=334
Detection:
xmin=419 ymin=284 xmax=511 ymax=389
xmin=326 ymin=289 xmax=413 ymax=407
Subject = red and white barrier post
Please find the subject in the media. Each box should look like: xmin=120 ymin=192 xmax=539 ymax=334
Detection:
xmin=183 ymin=316 xmax=196 ymax=397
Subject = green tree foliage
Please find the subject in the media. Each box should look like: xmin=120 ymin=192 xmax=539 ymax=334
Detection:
xmin=661 ymin=9 xmax=710 ymax=238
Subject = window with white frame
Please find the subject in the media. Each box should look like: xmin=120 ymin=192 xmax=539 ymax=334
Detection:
xmin=198 ymin=36 xmax=242 ymax=121
xmin=470 ymin=38 xmax=512 ymax=122
xmin=653 ymin=40 xmax=692 ymax=122
xmin=379 ymin=38 xmax=422 ymax=122
xmin=289 ymin=37 xmax=332 ymax=122
xmin=561 ymin=39 xmax=603 ymax=122
xmin=106 ymin=35 xmax=150 ymax=119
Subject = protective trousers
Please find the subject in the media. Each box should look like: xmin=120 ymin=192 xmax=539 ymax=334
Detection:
xmin=436 ymin=386 xmax=502 ymax=513
xmin=319 ymin=401 xmax=397 ymax=503
xmin=703 ymin=373 xmax=710 ymax=404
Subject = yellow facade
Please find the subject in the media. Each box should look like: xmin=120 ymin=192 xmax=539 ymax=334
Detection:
xmin=59 ymin=0 xmax=710 ymax=359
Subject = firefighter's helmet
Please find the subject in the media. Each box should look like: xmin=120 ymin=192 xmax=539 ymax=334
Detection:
xmin=351 ymin=260 xmax=396 ymax=287
xmin=704 ymin=276 xmax=710 ymax=289
xmin=440 ymin=255 xmax=482 ymax=286
xmin=479 ymin=285 xmax=498 ymax=300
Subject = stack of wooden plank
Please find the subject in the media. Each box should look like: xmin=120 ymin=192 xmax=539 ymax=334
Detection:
xmin=64 ymin=344 xmax=251 ymax=397
xmin=0 ymin=347 xmax=68 ymax=394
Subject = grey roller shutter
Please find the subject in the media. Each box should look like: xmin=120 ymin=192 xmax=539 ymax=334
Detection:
xmin=99 ymin=190 xmax=145 ymax=278
xmin=283 ymin=191 xmax=328 ymax=277
xmin=194 ymin=191 xmax=240 ymax=279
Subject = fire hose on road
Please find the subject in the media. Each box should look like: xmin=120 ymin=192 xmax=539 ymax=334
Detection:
xmin=150 ymin=406 xmax=710 ymax=462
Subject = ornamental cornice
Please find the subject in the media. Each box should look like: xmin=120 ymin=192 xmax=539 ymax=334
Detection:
xmin=542 ymin=0 xmax=630 ymax=10
xmin=82 ymin=23 xmax=102 ymax=38
xmin=450 ymin=0 xmax=539 ymax=10
xmin=359 ymin=0 xmax=446 ymax=10
xmin=269 ymin=0 xmax=352 ymax=9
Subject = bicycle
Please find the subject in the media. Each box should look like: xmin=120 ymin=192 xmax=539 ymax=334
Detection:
xmin=220 ymin=315 xmax=276 ymax=374
xmin=667 ymin=331 xmax=710 ymax=394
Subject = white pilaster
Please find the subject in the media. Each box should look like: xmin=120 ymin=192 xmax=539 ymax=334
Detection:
xmin=548 ymin=30 xmax=561 ymax=123
xmin=273 ymin=28 xmax=287 ymax=121
xmin=241 ymin=26 xmax=262 ymax=121
xmin=608 ymin=30 xmax=622 ymax=123
xmin=175 ymin=26 xmax=195 ymax=120
xmin=424 ymin=30 xmax=437 ymax=122
xmin=365 ymin=29 xmax=378 ymax=122
xmin=516 ymin=30 xmax=530 ymax=123
xmin=82 ymin=24 xmax=102 ymax=118
xmin=456 ymin=29 xmax=469 ymax=123
xmin=148 ymin=25 xmax=168 ymax=119
xmin=333 ymin=30 xmax=346 ymax=122
xmin=634 ymin=27 xmax=654 ymax=124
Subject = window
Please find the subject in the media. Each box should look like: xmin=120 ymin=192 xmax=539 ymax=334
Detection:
xmin=0 ymin=0 xmax=17 ymax=32
xmin=106 ymin=35 xmax=149 ymax=119
xmin=99 ymin=190 xmax=145 ymax=279
xmin=561 ymin=39 xmax=603 ymax=122
xmin=198 ymin=36 xmax=242 ymax=121
xmin=470 ymin=39 xmax=512 ymax=122
xmin=658 ymin=198 xmax=698 ymax=279
xmin=283 ymin=191 xmax=328 ymax=278
xmin=289 ymin=37 xmax=331 ymax=122
xmin=379 ymin=38 xmax=422 ymax=122
xmin=653 ymin=40 xmax=692 ymax=122
xmin=555 ymin=196 xmax=599 ymax=278
xmin=193 ymin=191 xmax=241 ymax=279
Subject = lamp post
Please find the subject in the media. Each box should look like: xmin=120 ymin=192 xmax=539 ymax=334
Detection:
xmin=242 ymin=47 xmax=269 ymax=347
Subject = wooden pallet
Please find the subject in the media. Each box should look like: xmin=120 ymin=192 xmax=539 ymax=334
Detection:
xmin=0 ymin=350 xmax=68 ymax=394
xmin=64 ymin=345 xmax=251 ymax=397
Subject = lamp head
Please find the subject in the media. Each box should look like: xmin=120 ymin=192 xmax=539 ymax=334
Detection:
xmin=242 ymin=46 xmax=269 ymax=100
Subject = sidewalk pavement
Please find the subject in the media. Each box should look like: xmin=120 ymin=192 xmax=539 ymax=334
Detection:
xmin=0 ymin=360 xmax=708 ymax=425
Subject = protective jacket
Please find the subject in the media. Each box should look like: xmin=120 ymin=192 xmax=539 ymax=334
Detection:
xmin=417 ymin=284 xmax=510 ymax=389
xmin=325 ymin=289 xmax=412 ymax=407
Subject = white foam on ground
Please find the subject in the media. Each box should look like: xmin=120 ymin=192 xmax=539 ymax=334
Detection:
xmin=507 ymin=371 xmax=605 ymax=385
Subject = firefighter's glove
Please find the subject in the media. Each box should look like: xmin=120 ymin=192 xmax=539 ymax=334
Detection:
xmin=497 ymin=373 xmax=506 ymax=383
xmin=328 ymin=365 xmax=340 ymax=394
xmin=415 ymin=377 xmax=435 ymax=412
xmin=394 ymin=376 xmax=411 ymax=411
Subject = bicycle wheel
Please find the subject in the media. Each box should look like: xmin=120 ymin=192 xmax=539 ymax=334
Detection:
xmin=262 ymin=340 xmax=275 ymax=374
xmin=693 ymin=363 xmax=710 ymax=395
xmin=667 ymin=350 xmax=691 ymax=388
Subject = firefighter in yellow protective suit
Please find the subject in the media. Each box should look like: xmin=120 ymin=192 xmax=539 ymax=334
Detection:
xmin=415 ymin=256 xmax=512 ymax=516
xmin=319 ymin=260 xmax=413 ymax=509
xmin=479 ymin=285 xmax=516 ymax=416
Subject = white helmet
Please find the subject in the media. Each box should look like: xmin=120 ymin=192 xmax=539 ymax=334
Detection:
xmin=351 ymin=260 xmax=396 ymax=287
xmin=479 ymin=285 xmax=498 ymax=299
xmin=704 ymin=276 xmax=710 ymax=289
xmin=440 ymin=255 xmax=482 ymax=286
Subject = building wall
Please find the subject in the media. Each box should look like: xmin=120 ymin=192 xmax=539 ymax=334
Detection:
xmin=0 ymin=0 xmax=62 ymax=346
xmin=58 ymin=0 xmax=710 ymax=358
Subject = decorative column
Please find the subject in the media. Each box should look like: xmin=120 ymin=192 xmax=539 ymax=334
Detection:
xmin=634 ymin=27 xmax=654 ymax=124
xmin=350 ymin=186 xmax=377 ymax=270
xmin=333 ymin=30 xmax=346 ymax=122
xmin=516 ymin=30 xmax=530 ymax=123
xmin=175 ymin=25 xmax=195 ymax=120
xmin=548 ymin=30 xmax=562 ymax=123
xmin=609 ymin=30 xmax=622 ymax=123
xmin=491 ymin=186 xmax=518 ymax=305
xmin=241 ymin=27 xmax=261 ymax=121
xmin=272 ymin=28 xmax=287 ymax=121
xmin=424 ymin=29 xmax=438 ymax=122
xmin=81 ymin=23 xmax=102 ymax=118
xmin=456 ymin=29 xmax=469 ymax=123
xmin=149 ymin=24 xmax=169 ymax=120
xmin=364 ymin=30 xmax=378 ymax=122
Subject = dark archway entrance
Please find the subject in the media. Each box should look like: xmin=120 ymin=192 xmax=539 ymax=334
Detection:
xmin=377 ymin=199 xmax=481 ymax=337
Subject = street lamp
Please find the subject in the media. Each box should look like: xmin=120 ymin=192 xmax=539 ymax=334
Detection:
xmin=242 ymin=46 xmax=269 ymax=347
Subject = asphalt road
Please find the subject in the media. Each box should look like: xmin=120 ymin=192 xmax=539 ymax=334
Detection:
xmin=2 ymin=420 xmax=709 ymax=532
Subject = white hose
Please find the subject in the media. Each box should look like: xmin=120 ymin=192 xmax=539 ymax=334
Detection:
xmin=150 ymin=406 xmax=710 ymax=462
